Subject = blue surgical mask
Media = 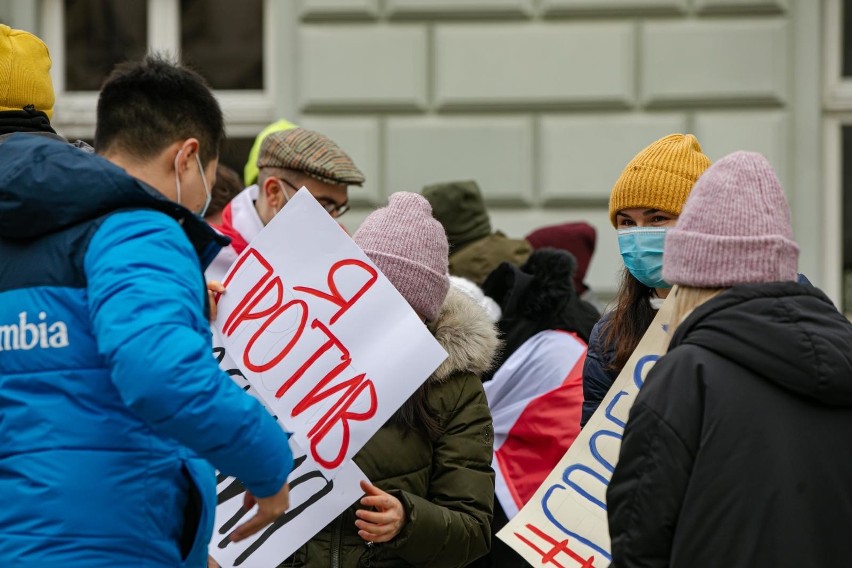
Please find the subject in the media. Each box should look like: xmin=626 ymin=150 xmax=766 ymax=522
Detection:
xmin=617 ymin=227 xmax=670 ymax=289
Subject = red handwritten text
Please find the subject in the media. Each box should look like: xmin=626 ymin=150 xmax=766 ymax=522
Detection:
xmin=515 ymin=524 xmax=595 ymax=568
xmin=221 ymin=249 xmax=379 ymax=470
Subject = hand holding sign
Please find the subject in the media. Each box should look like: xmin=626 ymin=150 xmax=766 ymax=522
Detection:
xmin=207 ymin=280 xmax=225 ymax=322
xmin=230 ymin=482 xmax=292 ymax=542
xmin=355 ymin=480 xmax=406 ymax=543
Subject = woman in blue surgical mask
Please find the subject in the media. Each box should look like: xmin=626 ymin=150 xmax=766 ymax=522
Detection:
xmin=580 ymin=134 xmax=711 ymax=427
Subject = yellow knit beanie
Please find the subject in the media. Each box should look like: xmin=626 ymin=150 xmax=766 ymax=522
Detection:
xmin=0 ymin=24 xmax=55 ymax=120
xmin=609 ymin=133 xmax=710 ymax=227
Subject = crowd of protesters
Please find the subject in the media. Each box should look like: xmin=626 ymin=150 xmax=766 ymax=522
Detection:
xmin=2 ymin=21 xmax=851 ymax=568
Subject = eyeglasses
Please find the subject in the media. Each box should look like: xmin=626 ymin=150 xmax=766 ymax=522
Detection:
xmin=278 ymin=177 xmax=350 ymax=217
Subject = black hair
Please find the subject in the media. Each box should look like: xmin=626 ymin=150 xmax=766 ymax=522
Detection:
xmin=95 ymin=54 xmax=224 ymax=164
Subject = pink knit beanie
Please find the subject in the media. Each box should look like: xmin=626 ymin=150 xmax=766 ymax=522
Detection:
xmin=663 ymin=151 xmax=799 ymax=287
xmin=354 ymin=192 xmax=450 ymax=321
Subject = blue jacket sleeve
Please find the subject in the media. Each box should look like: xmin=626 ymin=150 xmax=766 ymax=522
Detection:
xmin=581 ymin=318 xmax=618 ymax=428
xmin=85 ymin=210 xmax=293 ymax=498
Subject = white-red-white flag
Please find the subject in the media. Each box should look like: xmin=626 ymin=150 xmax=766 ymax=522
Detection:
xmin=485 ymin=330 xmax=587 ymax=518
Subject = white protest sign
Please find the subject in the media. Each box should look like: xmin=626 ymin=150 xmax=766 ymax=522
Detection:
xmin=214 ymin=188 xmax=447 ymax=479
xmin=208 ymin=188 xmax=448 ymax=566
xmin=210 ymin=333 xmax=366 ymax=566
xmin=497 ymin=293 xmax=675 ymax=567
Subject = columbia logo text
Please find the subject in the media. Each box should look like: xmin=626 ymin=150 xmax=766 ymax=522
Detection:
xmin=0 ymin=312 xmax=70 ymax=351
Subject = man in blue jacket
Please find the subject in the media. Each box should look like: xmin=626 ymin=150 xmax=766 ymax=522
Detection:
xmin=0 ymin=55 xmax=293 ymax=566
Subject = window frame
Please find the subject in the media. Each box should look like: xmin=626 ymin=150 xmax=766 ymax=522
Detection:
xmin=825 ymin=0 xmax=852 ymax=111
xmin=823 ymin=115 xmax=844 ymax=308
xmin=825 ymin=0 xmax=851 ymax=309
xmin=41 ymin=0 xmax=280 ymax=137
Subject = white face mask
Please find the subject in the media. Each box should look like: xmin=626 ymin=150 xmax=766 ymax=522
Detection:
xmin=195 ymin=153 xmax=212 ymax=217
xmin=174 ymin=149 xmax=212 ymax=217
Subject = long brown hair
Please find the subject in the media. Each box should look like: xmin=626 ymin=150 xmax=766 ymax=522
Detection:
xmin=599 ymin=267 xmax=657 ymax=373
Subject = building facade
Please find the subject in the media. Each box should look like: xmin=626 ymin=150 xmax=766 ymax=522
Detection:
xmin=3 ymin=0 xmax=846 ymax=308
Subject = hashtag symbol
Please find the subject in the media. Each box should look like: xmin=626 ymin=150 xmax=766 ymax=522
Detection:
xmin=514 ymin=524 xmax=595 ymax=568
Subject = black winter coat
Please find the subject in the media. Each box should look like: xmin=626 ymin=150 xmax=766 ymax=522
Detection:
xmin=607 ymin=282 xmax=852 ymax=567
xmin=482 ymin=248 xmax=600 ymax=382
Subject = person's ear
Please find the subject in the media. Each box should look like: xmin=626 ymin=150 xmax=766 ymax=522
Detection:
xmin=174 ymin=138 xmax=200 ymax=174
xmin=263 ymin=176 xmax=284 ymax=210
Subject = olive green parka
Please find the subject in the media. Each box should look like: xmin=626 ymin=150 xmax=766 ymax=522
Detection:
xmin=448 ymin=232 xmax=532 ymax=286
xmin=283 ymin=288 xmax=500 ymax=568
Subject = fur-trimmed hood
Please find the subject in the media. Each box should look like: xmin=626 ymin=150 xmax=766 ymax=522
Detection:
xmin=428 ymin=286 xmax=500 ymax=382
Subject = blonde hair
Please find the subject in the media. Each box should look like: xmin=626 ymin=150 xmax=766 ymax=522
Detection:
xmin=667 ymin=286 xmax=726 ymax=344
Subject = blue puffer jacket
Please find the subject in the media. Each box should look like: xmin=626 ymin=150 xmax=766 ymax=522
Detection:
xmin=0 ymin=135 xmax=293 ymax=567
